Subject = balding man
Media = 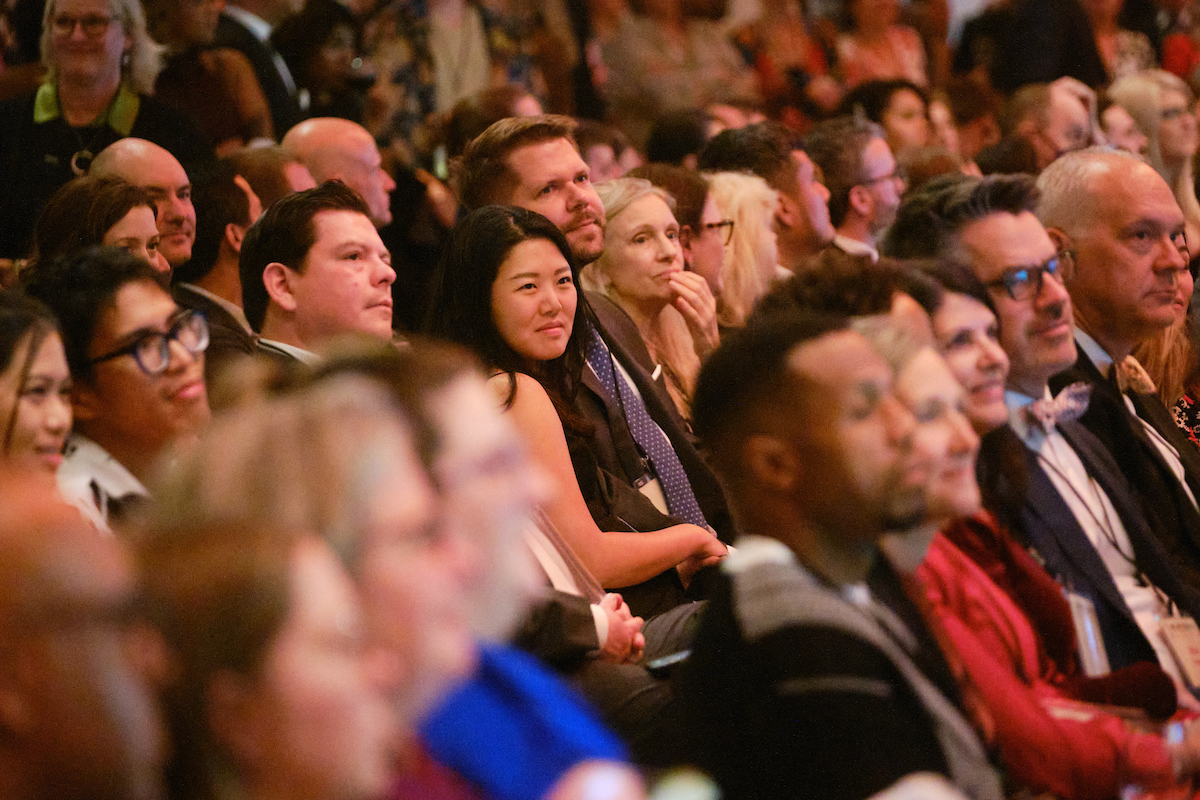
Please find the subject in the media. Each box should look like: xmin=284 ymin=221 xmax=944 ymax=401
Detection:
xmin=0 ymin=468 xmax=164 ymax=800
xmin=1040 ymin=149 xmax=1200 ymax=590
xmin=282 ymin=118 xmax=396 ymax=227
xmin=92 ymin=139 xmax=197 ymax=269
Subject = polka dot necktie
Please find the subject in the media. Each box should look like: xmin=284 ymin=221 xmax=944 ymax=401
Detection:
xmin=585 ymin=326 xmax=711 ymax=531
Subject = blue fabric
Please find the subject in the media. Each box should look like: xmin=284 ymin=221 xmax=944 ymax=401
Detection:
xmin=420 ymin=642 xmax=628 ymax=800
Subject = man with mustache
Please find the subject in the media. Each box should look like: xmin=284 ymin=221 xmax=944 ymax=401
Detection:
xmin=1040 ymin=150 xmax=1200 ymax=595
xmin=457 ymin=114 xmax=733 ymax=616
xmin=91 ymin=139 xmax=196 ymax=273
xmin=885 ymin=172 xmax=1200 ymax=701
xmin=239 ymin=181 xmax=396 ymax=364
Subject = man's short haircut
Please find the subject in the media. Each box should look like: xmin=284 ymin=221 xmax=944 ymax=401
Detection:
xmin=23 ymin=246 xmax=161 ymax=382
xmin=627 ymin=164 xmax=709 ymax=230
xmin=692 ymin=312 xmax=848 ymax=472
xmin=802 ymin=115 xmax=885 ymax=228
xmin=646 ymin=108 xmax=714 ymax=166
xmin=756 ymin=250 xmax=942 ymax=320
xmin=881 ymin=172 xmax=1039 ymax=261
xmin=173 ymin=160 xmax=253 ymax=285
xmin=226 ymin=145 xmax=304 ymax=211
xmin=695 ymin=121 xmax=801 ymax=196
xmin=1035 ymin=146 xmax=1140 ymax=237
xmin=999 ymin=84 xmax=1051 ymax=138
xmin=456 ymin=114 xmax=578 ymax=211
xmin=239 ymin=180 xmax=371 ymax=333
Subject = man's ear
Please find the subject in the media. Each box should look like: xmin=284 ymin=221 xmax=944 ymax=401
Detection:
xmin=225 ymin=223 xmax=248 ymax=254
xmin=679 ymin=224 xmax=695 ymax=256
xmin=262 ymin=262 xmax=298 ymax=312
xmin=847 ymin=184 xmax=872 ymax=220
xmin=1046 ymin=227 xmax=1070 ymax=252
xmin=775 ymin=193 xmax=800 ymax=228
xmin=743 ymin=434 xmax=801 ymax=493
xmin=70 ymin=381 xmax=102 ymax=425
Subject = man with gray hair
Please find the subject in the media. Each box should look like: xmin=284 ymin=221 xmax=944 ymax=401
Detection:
xmin=803 ymin=116 xmax=904 ymax=262
xmin=1038 ymin=148 xmax=1200 ymax=589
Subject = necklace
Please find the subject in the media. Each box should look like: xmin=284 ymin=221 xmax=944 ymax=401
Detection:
xmin=61 ymin=93 xmax=116 ymax=176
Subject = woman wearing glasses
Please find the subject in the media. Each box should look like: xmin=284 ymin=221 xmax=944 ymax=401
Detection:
xmin=0 ymin=0 xmax=212 ymax=261
xmin=582 ymin=178 xmax=719 ymax=419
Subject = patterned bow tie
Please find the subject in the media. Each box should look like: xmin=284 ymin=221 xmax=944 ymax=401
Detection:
xmin=1022 ymin=382 xmax=1092 ymax=433
xmin=1115 ymin=355 xmax=1157 ymax=395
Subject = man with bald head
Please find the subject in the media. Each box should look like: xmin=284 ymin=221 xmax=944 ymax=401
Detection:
xmin=92 ymin=139 xmax=197 ymax=269
xmin=1040 ymin=148 xmax=1200 ymax=587
xmin=282 ymin=118 xmax=396 ymax=227
xmin=0 ymin=468 xmax=164 ymax=800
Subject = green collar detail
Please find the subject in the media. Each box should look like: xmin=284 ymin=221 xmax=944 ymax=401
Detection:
xmin=33 ymin=81 xmax=139 ymax=134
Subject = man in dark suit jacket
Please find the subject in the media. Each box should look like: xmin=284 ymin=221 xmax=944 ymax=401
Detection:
xmin=171 ymin=161 xmax=261 ymax=390
xmin=886 ymin=171 xmax=1200 ymax=681
xmin=455 ymin=114 xmax=733 ymax=618
xmin=214 ymin=0 xmax=304 ymax=139
xmin=1037 ymin=149 xmax=1200 ymax=589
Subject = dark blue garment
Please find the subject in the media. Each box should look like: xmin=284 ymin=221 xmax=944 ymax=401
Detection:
xmin=420 ymin=642 xmax=628 ymax=800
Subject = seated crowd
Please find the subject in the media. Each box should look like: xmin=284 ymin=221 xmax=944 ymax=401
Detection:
xmin=12 ymin=0 xmax=1200 ymax=798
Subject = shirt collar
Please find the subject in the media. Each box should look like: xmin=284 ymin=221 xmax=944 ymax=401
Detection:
xmin=1075 ymin=328 xmax=1113 ymax=378
xmin=178 ymin=283 xmax=253 ymax=333
xmin=832 ymin=234 xmax=880 ymax=263
xmin=223 ymin=5 xmax=272 ymax=39
xmin=33 ymin=81 xmax=140 ymax=134
xmin=260 ymin=338 xmax=319 ymax=364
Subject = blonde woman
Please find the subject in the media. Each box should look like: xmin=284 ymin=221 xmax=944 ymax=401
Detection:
xmin=1109 ymin=70 xmax=1200 ymax=254
xmin=706 ymin=171 xmax=780 ymax=330
xmin=584 ymin=177 xmax=719 ymax=418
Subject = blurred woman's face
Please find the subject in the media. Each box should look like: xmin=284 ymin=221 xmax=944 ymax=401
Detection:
xmin=1159 ymin=88 xmax=1199 ymax=164
xmin=882 ymin=89 xmax=930 ymax=158
xmin=895 ymin=348 xmax=981 ymax=522
xmin=48 ymin=0 xmax=129 ymax=85
xmin=0 ymin=331 xmax=72 ymax=475
xmin=239 ymin=539 xmax=398 ymax=800
xmin=931 ymin=293 xmax=1010 ymax=435
xmin=928 ymin=99 xmax=961 ymax=157
xmin=685 ymin=195 xmax=726 ymax=295
xmin=490 ymin=238 xmax=578 ymax=364
xmin=312 ymin=23 xmax=355 ymax=89
xmin=601 ymin=194 xmax=684 ymax=307
xmin=104 ymin=206 xmax=168 ymax=277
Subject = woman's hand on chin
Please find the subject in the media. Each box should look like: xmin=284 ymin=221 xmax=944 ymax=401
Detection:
xmin=669 ymin=271 xmax=719 ymax=357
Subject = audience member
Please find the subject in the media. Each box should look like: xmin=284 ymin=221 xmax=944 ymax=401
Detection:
xmin=697 ymin=121 xmax=834 ymax=273
xmin=282 ymin=117 xmax=397 ymax=228
xmin=30 ymin=175 xmax=168 ymax=277
xmin=705 ymin=170 xmax=779 ymax=329
xmin=836 ymin=0 xmax=928 ymax=89
xmin=0 ymin=469 xmax=165 ymax=800
xmin=984 ymin=83 xmax=1092 ymax=175
xmin=838 ymin=79 xmax=931 ymax=161
xmin=171 ymin=161 xmax=263 ymax=386
xmin=456 ymin=115 xmax=735 ymax=590
xmin=1081 ymin=0 xmax=1156 ymax=81
xmin=0 ymin=292 xmax=71 ymax=481
xmin=1039 ymin=149 xmax=1200 ymax=602
xmin=146 ymin=0 xmax=273 ymax=152
xmin=425 ymin=204 xmax=725 ymax=617
xmin=888 ymin=173 xmax=1200 ymax=693
xmin=584 ymin=178 xmax=717 ymax=418
xmin=91 ymin=139 xmax=198 ymax=270
xmin=214 ymin=0 xmax=304 ymax=140
xmin=0 ymin=0 xmax=211 ymax=259
xmin=25 ymin=246 xmax=210 ymax=532
xmin=941 ymin=75 xmax=1000 ymax=166
xmin=599 ymin=0 xmax=758 ymax=148
xmin=1109 ymin=70 xmax=1200 ymax=255
xmin=627 ymin=164 xmax=727 ymax=300
xmin=272 ymin=0 xmax=369 ymax=124
xmin=226 ymin=143 xmax=316 ymax=210
xmin=804 ymin=115 xmax=904 ymax=261
xmin=1098 ymin=98 xmax=1149 ymax=155
xmin=239 ymin=181 xmax=395 ymax=363
xmin=681 ymin=313 xmax=1001 ymax=800
xmin=644 ymin=108 xmax=716 ymax=169
xmin=139 ymin=519 xmax=399 ymax=800
xmin=576 ymin=121 xmax=642 ymax=184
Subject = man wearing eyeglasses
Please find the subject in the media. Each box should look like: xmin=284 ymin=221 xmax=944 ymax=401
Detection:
xmin=803 ymin=116 xmax=905 ymax=263
xmin=1040 ymin=150 xmax=1200 ymax=598
xmin=25 ymin=247 xmax=210 ymax=533
xmin=885 ymin=172 xmax=1200 ymax=694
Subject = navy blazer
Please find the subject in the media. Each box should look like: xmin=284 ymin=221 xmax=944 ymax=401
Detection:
xmin=1051 ymin=345 xmax=1200 ymax=589
xmin=976 ymin=420 xmax=1200 ymax=670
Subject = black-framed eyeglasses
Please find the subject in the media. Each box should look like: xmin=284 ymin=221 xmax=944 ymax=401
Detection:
xmin=89 ymin=309 xmax=209 ymax=377
xmin=703 ymin=219 xmax=735 ymax=245
xmin=50 ymin=13 xmax=113 ymax=37
xmin=983 ymin=252 xmax=1068 ymax=302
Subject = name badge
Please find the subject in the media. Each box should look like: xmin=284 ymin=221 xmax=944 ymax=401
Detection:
xmin=1066 ymin=591 xmax=1111 ymax=677
xmin=1160 ymin=617 xmax=1200 ymax=688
